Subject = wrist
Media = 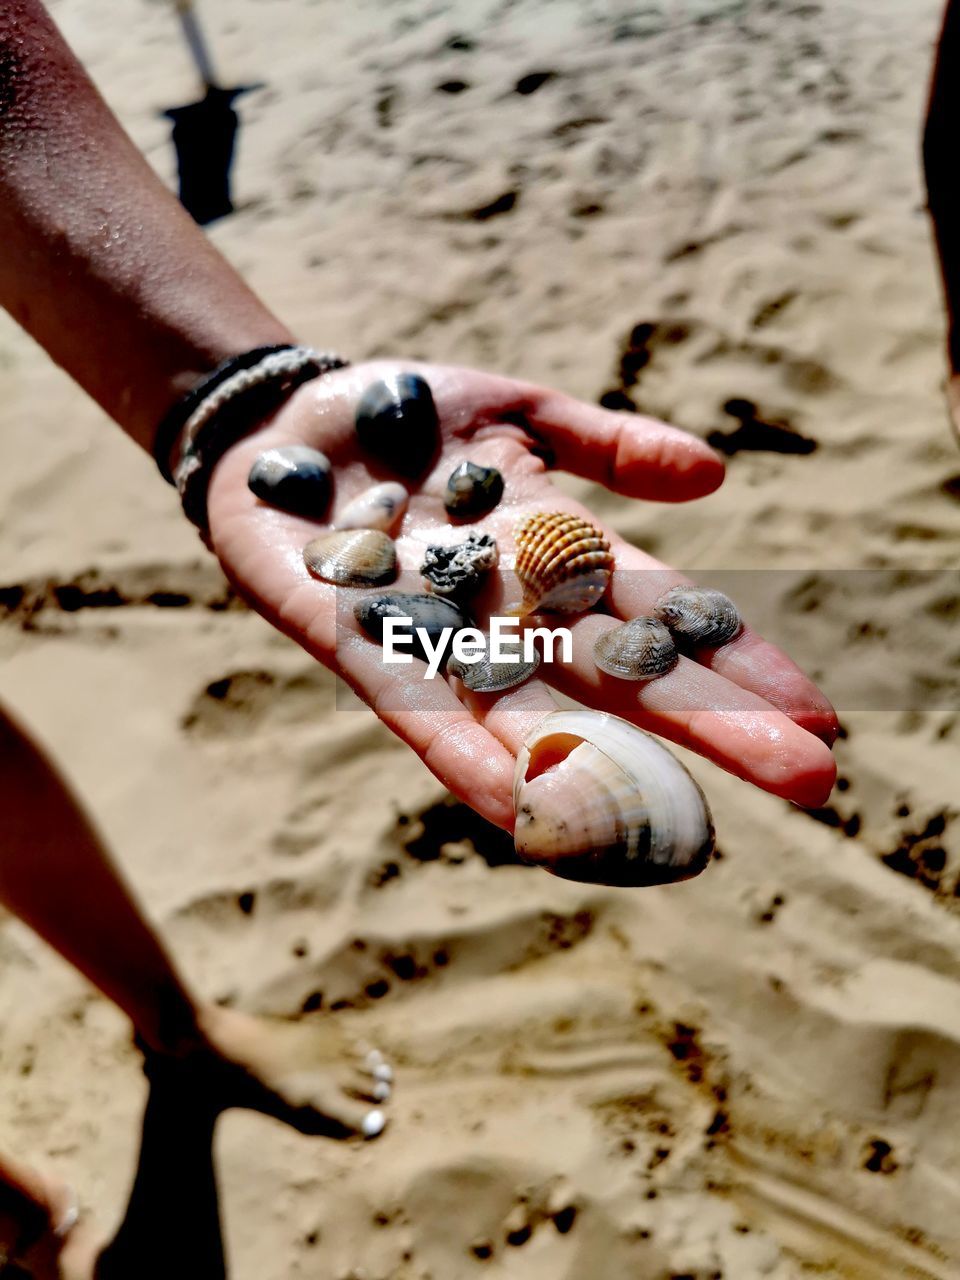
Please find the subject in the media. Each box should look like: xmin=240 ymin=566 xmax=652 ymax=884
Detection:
xmin=153 ymin=344 xmax=302 ymax=485
xmin=161 ymin=346 xmax=350 ymax=534
xmin=134 ymin=313 xmax=297 ymax=458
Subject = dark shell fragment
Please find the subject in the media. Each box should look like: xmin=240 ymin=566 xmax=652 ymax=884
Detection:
xmin=421 ymin=532 xmax=498 ymax=599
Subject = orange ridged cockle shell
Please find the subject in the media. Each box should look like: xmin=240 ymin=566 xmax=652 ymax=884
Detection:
xmin=513 ymin=511 xmax=614 ymax=615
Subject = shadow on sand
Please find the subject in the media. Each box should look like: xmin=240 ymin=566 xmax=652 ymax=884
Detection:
xmin=96 ymin=1057 xmax=225 ymax=1280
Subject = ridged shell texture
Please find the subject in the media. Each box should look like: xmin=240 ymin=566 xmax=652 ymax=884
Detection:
xmin=513 ymin=512 xmax=614 ymax=615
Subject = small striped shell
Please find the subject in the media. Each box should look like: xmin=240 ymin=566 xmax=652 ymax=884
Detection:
xmin=594 ymin=617 xmax=677 ymax=681
xmin=303 ymin=529 xmax=398 ymax=587
xmin=447 ymin=635 xmax=540 ymax=692
xmin=654 ymin=586 xmax=741 ymax=647
xmin=513 ymin=512 xmax=614 ymax=615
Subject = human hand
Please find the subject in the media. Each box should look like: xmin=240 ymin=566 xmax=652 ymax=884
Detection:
xmin=206 ymin=361 xmax=838 ymax=832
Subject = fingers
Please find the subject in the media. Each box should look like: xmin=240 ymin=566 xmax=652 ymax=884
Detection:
xmin=332 ymin=630 xmax=519 ymax=831
xmin=216 ymin=546 xmax=525 ymax=832
xmin=604 ymin=540 xmax=840 ymax=745
xmin=683 ymin=626 xmax=841 ymax=743
xmin=538 ymin=612 xmax=837 ymax=809
xmin=521 ymin=387 xmax=726 ymax=502
xmin=410 ymin=366 xmax=725 ymax=502
xmin=458 ymin=676 xmax=561 ymax=757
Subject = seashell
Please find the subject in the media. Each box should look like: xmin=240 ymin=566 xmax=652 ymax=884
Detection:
xmin=248 ymin=445 xmax=332 ymax=519
xmin=354 ymin=591 xmax=469 ymax=667
xmin=334 ymin=481 xmax=408 ymax=534
xmin=303 ymin=529 xmax=398 ymax=587
xmin=443 ymin=461 xmax=504 ymax=518
xmin=654 ymin=586 xmax=741 ymax=648
xmin=447 ymin=633 xmax=540 ymax=693
xmin=513 ymin=511 xmax=614 ymax=615
xmin=421 ymin=532 xmax=499 ymax=599
xmin=513 ymin=710 xmax=714 ymax=887
xmin=593 ymin=617 xmax=677 ymax=681
xmin=354 ymin=374 xmax=439 ymax=476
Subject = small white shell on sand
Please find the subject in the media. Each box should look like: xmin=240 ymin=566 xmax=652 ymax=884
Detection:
xmin=513 ymin=709 xmax=714 ymax=886
xmin=53 ymin=1192 xmax=80 ymax=1239
xmin=334 ymin=481 xmax=409 ymax=534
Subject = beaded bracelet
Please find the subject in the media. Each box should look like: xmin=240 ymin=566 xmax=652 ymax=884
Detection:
xmin=154 ymin=345 xmax=349 ymax=532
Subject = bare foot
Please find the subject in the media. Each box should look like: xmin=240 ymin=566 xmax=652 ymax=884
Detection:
xmin=148 ymin=1005 xmax=392 ymax=1141
xmin=0 ymin=1160 xmax=101 ymax=1280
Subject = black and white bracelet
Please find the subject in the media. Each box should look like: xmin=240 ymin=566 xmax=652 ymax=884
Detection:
xmin=152 ymin=345 xmax=349 ymax=532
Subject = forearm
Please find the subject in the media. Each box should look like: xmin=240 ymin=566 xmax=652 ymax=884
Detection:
xmin=0 ymin=0 xmax=292 ymax=453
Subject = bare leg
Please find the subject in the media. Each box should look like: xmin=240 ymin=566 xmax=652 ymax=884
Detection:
xmin=0 ymin=708 xmax=204 ymax=1057
xmin=0 ymin=704 xmax=390 ymax=1267
xmin=924 ymin=0 xmax=960 ymax=442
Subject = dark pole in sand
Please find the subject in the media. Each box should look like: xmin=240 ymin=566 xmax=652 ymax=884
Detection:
xmin=175 ymin=0 xmax=218 ymax=87
xmin=163 ymin=0 xmax=261 ymax=226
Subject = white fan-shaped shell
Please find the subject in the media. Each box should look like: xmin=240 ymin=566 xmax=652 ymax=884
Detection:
xmin=513 ymin=710 xmax=713 ymax=886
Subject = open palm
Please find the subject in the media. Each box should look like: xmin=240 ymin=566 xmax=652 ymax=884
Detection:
xmin=206 ymin=360 xmax=837 ymax=833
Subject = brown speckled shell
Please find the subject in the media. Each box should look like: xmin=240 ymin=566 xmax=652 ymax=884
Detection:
xmin=303 ymin=529 xmax=398 ymax=587
xmin=513 ymin=512 xmax=613 ymax=615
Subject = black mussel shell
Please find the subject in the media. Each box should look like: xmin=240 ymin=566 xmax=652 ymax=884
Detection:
xmin=354 ymin=374 xmax=439 ymax=476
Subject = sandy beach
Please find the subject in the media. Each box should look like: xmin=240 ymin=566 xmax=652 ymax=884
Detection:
xmin=1 ymin=0 xmax=958 ymax=1276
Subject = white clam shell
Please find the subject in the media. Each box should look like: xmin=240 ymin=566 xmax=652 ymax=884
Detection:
xmin=334 ymin=481 xmax=409 ymax=534
xmin=513 ymin=710 xmax=714 ymax=886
